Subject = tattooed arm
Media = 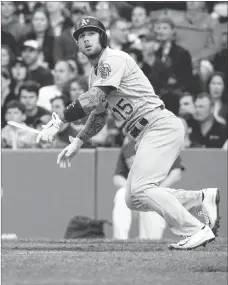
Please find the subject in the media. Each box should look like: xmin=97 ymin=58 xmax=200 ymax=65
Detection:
xmin=59 ymin=86 xmax=112 ymax=123
xmin=77 ymin=109 xmax=107 ymax=143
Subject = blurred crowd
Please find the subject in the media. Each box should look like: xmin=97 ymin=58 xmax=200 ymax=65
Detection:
xmin=1 ymin=1 xmax=228 ymax=150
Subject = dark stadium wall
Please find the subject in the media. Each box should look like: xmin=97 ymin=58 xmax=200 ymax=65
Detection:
xmin=1 ymin=149 xmax=96 ymax=239
xmin=1 ymin=149 xmax=227 ymax=239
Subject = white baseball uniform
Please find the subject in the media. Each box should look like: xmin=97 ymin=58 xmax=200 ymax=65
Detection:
xmin=90 ymin=47 xmax=204 ymax=237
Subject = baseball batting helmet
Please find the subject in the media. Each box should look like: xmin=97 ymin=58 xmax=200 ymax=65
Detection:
xmin=73 ymin=16 xmax=108 ymax=48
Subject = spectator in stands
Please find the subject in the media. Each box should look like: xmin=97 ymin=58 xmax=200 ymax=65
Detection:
xmin=95 ymin=1 xmax=112 ymax=30
xmin=22 ymin=8 xmax=55 ymax=69
xmin=155 ymin=17 xmax=193 ymax=93
xmin=212 ymin=27 xmax=228 ymax=86
xmin=1 ymin=1 xmax=30 ymax=43
xmin=19 ymin=80 xmax=51 ymax=128
xmin=45 ymin=2 xmax=71 ymax=37
xmin=139 ymin=34 xmax=169 ymax=94
xmin=191 ymin=59 xmax=214 ymax=95
xmin=207 ymin=72 xmax=227 ymax=124
xmin=21 ymin=40 xmax=54 ymax=87
xmin=130 ymin=5 xmax=150 ymax=38
xmin=179 ymin=92 xmax=196 ymax=118
xmin=65 ymin=77 xmax=88 ymax=103
xmin=49 ymin=96 xmax=78 ymax=148
xmin=1 ymin=30 xmax=17 ymax=56
xmin=109 ymin=18 xmax=132 ymax=51
xmin=1 ymin=45 xmax=14 ymax=71
xmin=191 ymin=92 xmax=227 ymax=148
xmin=1 ymin=100 xmax=37 ymax=149
xmin=178 ymin=92 xmax=199 ymax=143
xmin=37 ymin=60 xmax=77 ymax=111
xmin=1 ymin=69 xmax=15 ymax=128
xmin=11 ymin=57 xmax=28 ymax=97
xmin=54 ymin=2 xmax=90 ymax=62
xmin=77 ymin=51 xmax=91 ymax=78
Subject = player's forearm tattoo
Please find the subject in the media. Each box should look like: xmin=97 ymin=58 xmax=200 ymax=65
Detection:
xmin=77 ymin=111 xmax=107 ymax=142
xmin=61 ymin=87 xmax=108 ymax=122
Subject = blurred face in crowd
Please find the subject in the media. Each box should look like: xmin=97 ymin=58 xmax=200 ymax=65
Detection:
xmin=95 ymin=1 xmax=111 ymax=23
xmin=69 ymin=81 xmax=86 ymax=102
xmin=20 ymin=90 xmax=38 ymax=111
xmin=54 ymin=61 xmax=72 ymax=87
xmin=5 ymin=108 xmax=25 ymax=123
xmin=1 ymin=1 xmax=15 ymax=18
xmin=208 ymin=75 xmax=225 ymax=101
xmin=111 ymin=20 xmax=129 ymax=44
xmin=32 ymin=10 xmax=49 ymax=33
xmin=179 ymin=95 xmax=195 ymax=116
xmin=11 ymin=63 xmax=27 ymax=81
xmin=194 ymin=96 xmax=213 ymax=122
xmin=51 ymin=98 xmax=65 ymax=114
xmin=144 ymin=39 xmax=160 ymax=58
xmin=186 ymin=1 xmax=206 ymax=11
xmin=77 ymin=29 xmax=102 ymax=59
xmin=156 ymin=22 xmax=174 ymax=42
xmin=46 ymin=2 xmax=63 ymax=14
xmin=131 ymin=6 xmax=147 ymax=28
xmin=1 ymin=47 xmax=10 ymax=68
xmin=71 ymin=9 xmax=85 ymax=25
xmin=21 ymin=47 xmax=39 ymax=66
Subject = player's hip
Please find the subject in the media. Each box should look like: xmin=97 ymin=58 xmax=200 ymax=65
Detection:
xmin=126 ymin=107 xmax=185 ymax=144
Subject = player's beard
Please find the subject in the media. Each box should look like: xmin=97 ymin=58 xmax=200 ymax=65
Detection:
xmin=83 ymin=45 xmax=103 ymax=60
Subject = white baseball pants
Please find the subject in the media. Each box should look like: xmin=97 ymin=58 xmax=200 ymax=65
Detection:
xmin=125 ymin=109 xmax=205 ymax=237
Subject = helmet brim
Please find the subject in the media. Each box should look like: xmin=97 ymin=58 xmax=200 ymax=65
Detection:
xmin=73 ymin=25 xmax=105 ymax=40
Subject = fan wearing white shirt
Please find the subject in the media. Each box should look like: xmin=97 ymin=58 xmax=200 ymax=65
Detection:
xmin=37 ymin=60 xmax=77 ymax=111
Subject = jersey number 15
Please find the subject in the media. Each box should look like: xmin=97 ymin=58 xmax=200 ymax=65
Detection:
xmin=112 ymin=98 xmax=134 ymax=121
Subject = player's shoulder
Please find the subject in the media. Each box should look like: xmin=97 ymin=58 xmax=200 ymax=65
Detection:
xmin=105 ymin=47 xmax=131 ymax=62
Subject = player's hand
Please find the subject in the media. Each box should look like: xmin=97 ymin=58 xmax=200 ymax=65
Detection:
xmin=57 ymin=136 xmax=83 ymax=168
xmin=36 ymin=112 xmax=62 ymax=144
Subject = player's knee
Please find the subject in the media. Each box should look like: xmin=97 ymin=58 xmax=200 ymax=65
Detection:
xmin=125 ymin=192 xmax=150 ymax=211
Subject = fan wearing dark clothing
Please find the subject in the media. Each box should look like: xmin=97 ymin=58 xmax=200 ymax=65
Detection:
xmin=155 ymin=17 xmax=193 ymax=93
xmin=1 ymin=30 xmax=17 ymax=56
xmin=191 ymin=93 xmax=227 ymax=148
xmin=22 ymin=8 xmax=55 ymax=69
xmin=112 ymin=138 xmax=185 ymax=240
xmin=1 ymin=69 xmax=17 ymax=128
xmin=21 ymin=40 xmax=54 ymax=87
xmin=19 ymin=81 xmax=51 ymax=128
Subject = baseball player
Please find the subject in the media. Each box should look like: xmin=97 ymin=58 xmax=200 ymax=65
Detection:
xmin=37 ymin=16 xmax=220 ymax=250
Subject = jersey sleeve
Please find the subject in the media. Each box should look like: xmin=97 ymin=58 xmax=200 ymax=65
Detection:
xmin=170 ymin=156 xmax=185 ymax=172
xmin=114 ymin=149 xmax=129 ymax=179
xmin=92 ymin=56 xmax=126 ymax=89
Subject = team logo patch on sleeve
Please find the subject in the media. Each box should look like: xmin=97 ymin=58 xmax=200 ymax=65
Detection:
xmin=98 ymin=61 xmax=111 ymax=79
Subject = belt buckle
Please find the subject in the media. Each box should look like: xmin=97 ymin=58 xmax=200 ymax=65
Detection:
xmin=129 ymin=117 xmax=148 ymax=139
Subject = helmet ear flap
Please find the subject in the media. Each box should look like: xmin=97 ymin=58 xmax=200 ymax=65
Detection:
xmin=100 ymin=32 xmax=108 ymax=48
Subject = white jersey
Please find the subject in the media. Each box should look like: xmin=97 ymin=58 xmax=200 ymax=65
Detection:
xmin=89 ymin=47 xmax=164 ymax=130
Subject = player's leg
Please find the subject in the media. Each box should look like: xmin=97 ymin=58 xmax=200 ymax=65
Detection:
xmin=112 ymin=188 xmax=132 ymax=239
xmin=139 ymin=211 xmax=166 ymax=240
xmin=125 ymin=112 xmax=216 ymax=248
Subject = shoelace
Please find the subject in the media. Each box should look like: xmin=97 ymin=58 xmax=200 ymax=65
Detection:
xmin=198 ymin=210 xmax=210 ymax=225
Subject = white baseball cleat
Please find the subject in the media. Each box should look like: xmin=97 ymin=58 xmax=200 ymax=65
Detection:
xmin=199 ymin=188 xmax=220 ymax=236
xmin=168 ymin=225 xmax=215 ymax=250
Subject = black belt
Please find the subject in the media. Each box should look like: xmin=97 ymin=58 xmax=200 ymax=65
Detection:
xmin=129 ymin=105 xmax=165 ymax=139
